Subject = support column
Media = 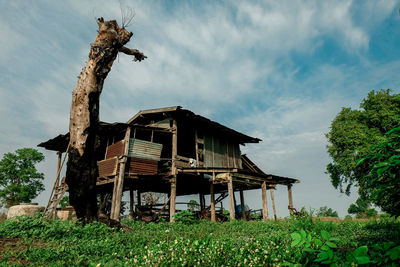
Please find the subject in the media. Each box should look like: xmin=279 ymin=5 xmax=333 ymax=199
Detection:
xmin=199 ymin=193 xmax=205 ymax=210
xmin=56 ymin=152 xmax=62 ymax=179
xmin=261 ymin=181 xmax=268 ymax=221
xmin=137 ymin=190 xmax=141 ymax=213
xmin=227 ymin=175 xmax=235 ymax=220
xmin=287 ymin=184 xmax=293 ymax=214
xmin=129 ymin=189 xmax=134 ymax=219
xmin=170 ymin=119 xmax=178 ymax=222
xmin=111 ymin=127 xmax=131 ymax=221
xmin=239 ymin=188 xmax=246 ymax=220
xmin=270 ymin=189 xmax=277 ymax=221
xmin=169 ymin=178 xmax=177 ymax=222
xmin=210 ymin=182 xmax=216 ymax=222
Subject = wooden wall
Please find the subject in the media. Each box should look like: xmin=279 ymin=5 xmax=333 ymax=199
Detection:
xmin=204 ymin=135 xmax=241 ymax=168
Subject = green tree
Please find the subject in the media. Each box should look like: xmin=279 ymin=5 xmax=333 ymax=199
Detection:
xmin=356 ymin=126 xmax=400 ymax=216
xmin=0 ymin=148 xmax=45 ymax=208
xmin=347 ymin=198 xmax=378 ymax=218
xmin=59 ymin=195 xmax=70 ymax=209
xmin=316 ymin=206 xmax=338 ymax=217
xmin=326 ymin=89 xmax=400 ymax=201
xmin=187 ymin=200 xmax=200 ymax=212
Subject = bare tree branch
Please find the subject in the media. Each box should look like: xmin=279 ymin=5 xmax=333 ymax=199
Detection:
xmin=120 ymin=0 xmax=135 ymax=28
xmin=118 ymin=46 xmax=147 ymax=61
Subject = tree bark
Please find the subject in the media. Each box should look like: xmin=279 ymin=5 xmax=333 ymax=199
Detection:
xmin=66 ymin=17 xmax=146 ymax=224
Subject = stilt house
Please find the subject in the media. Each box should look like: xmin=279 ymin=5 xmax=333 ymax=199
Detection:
xmin=39 ymin=106 xmax=299 ymax=221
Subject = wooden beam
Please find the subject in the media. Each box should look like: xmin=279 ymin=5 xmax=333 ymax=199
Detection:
xmin=239 ymin=189 xmax=246 ymax=220
xmin=270 ymin=189 xmax=277 ymax=221
xmin=56 ymin=152 xmax=62 ymax=180
xmin=129 ymin=189 xmax=134 ymax=220
xmin=169 ymin=178 xmax=177 ymax=222
xmin=287 ymin=184 xmax=293 ymax=213
xmin=104 ymin=138 xmax=109 ymax=159
xmin=261 ymin=181 xmax=268 ymax=221
xmin=170 ymin=119 xmax=178 ymax=222
xmin=199 ymin=193 xmax=205 ymax=210
xmin=171 ymin=119 xmax=178 ymax=176
xmin=178 ymin=168 xmax=237 ymax=173
xmin=210 ymin=181 xmax=216 ymax=222
xmin=137 ymin=190 xmax=141 ymax=212
xmin=96 ymin=178 xmax=115 ymax=186
xmin=227 ymin=176 xmax=235 ymax=220
xmin=110 ymin=127 xmax=131 ymax=221
xmin=195 ymin=129 xmax=199 ymax=164
xmin=127 ymin=106 xmax=180 ymax=124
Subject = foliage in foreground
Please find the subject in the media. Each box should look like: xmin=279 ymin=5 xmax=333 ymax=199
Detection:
xmin=357 ymin=126 xmax=400 ymax=217
xmin=0 ymin=215 xmax=399 ymax=266
xmin=289 ymin=228 xmax=399 ymax=266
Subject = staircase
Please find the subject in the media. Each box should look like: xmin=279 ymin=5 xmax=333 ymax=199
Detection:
xmin=43 ymin=176 xmax=68 ymax=219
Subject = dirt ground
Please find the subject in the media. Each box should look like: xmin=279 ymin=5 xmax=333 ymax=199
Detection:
xmin=0 ymin=237 xmax=44 ymax=265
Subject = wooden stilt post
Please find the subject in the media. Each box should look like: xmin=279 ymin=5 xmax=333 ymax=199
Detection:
xmin=199 ymin=193 xmax=206 ymax=210
xmin=227 ymin=175 xmax=235 ymax=220
xmin=287 ymin=184 xmax=293 ymax=214
xmin=270 ymin=189 xmax=277 ymax=221
xmin=137 ymin=190 xmax=141 ymax=213
xmin=129 ymin=189 xmax=134 ymax=219
xmin=210 ymin=182 xmax=216 ymax=222
xmin=239 ymin=188 xmax=246 ymax=220
xmin=170 ymin=119 xmax=178 ymax=222
xmin=170 ymin=179 xmax=177 ymax=222
xmin=199 ymin=193 xmax=203 ymax=210
xmin=261 ymin=181 xmax=268 ymax=221
xmin=56 ymin=152 xmax=62 ymax=177
xmin=233 ymin=189 xmax=237 ymax=209
xmin=110 ymin=127 xmax=131 ymax=221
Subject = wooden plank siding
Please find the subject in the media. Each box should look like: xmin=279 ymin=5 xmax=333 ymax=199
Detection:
xmin=204 ymin=135 xmax=241 ymax=168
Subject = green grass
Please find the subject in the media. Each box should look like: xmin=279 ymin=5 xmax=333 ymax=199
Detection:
xmin=0 ymin=215 xmax=399 ymax=266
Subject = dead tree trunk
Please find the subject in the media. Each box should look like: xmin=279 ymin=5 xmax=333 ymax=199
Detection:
xmin=66 ymin=17 xmax=146 ymax=224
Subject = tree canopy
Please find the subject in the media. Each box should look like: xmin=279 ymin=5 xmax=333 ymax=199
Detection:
xmin=347 ymin=198 xmax=378 ymax=218
xmin=326 ymin=89 xmax=400 ymax=215
xmin=316 ymin=206 xmax=338 ymax=217
xmin=0 ymin=148 xmax=45 ymax=208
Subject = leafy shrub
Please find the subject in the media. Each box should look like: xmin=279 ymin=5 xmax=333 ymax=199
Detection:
xmin=173 ymin=210 xmax=197 ymax=224
xmin=289 ymin=228 xmax=400 ymax=266
xmin=344 ymin=215 xmax=352 ymax=220
xmin=316 ymin=206 xmax=339 ymax=217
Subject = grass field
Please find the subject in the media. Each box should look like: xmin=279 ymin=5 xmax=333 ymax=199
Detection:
xmin=0 ymin=214 xmax=399 ymax=266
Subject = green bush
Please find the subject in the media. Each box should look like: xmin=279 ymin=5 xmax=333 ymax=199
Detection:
xmin=173 ymin=210 xmax=197 ymax=224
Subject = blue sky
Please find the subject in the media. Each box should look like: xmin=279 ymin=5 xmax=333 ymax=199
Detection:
xmin=1 ymin=0 xmax=400 ymax=217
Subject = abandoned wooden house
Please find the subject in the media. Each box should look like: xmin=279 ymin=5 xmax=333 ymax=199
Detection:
xmin=39 ymin=106 xmax=299 ymax=222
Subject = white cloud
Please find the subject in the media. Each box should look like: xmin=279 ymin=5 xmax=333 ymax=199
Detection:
xmin=0 ymin=18 xmax=25 ymax=61
xmin=0 ymin=1 xmax=398 ymax=217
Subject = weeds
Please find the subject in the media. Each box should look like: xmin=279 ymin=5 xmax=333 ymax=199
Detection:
xmin=0 ymin=214 xmax=399 ymax=266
